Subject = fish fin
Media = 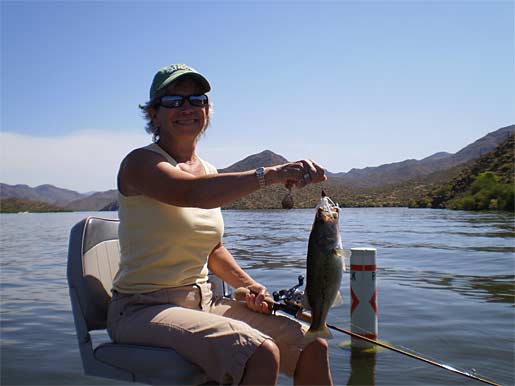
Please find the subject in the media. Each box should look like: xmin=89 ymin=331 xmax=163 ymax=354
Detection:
xmin=335 ymin=247 xmax=348 ymax=271
xmin=331 ymin=291 xmax=344 ymax=308
xmin=305 ymin=325 xmax=333 ymax=340
xmin=301 ymin=292 xmax=311 ymax=310
xmin=342 ymin=248 xmax=351 ymax=259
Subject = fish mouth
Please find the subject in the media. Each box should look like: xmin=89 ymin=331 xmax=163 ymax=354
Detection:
xmin=315 ymin=193 xmax=340 ymax=224
xmin=317 ymin=207 xmax=339 ymax=223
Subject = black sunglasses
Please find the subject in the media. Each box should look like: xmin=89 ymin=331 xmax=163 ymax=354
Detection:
xmin=155 ymin=95 xmax=209 ymax=108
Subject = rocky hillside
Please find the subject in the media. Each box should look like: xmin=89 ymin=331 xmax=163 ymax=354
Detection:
xmin=333 ymin=124 xmax=514 ymax=187
xmin=224 ymin=165 xmax=465 ymax=209
xmin=452 ymin=125 xmax=515 ymax=163
xmin=0 ymin=198 xmax=71 ymax=213
xmin=411 ymin=134 xmax=514 ymax=211
xmin=0 ymin=183 xmax=85 ymax=206
xmin=65 ymin=190 xmax=118 ymax=211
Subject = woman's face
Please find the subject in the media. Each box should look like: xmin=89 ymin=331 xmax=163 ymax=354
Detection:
xmin=151 ymin=78 xmax=209 ymax=143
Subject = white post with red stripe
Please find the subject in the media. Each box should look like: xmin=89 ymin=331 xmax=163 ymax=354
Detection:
xmin=350 ymin=248 xmax=377 ymax=349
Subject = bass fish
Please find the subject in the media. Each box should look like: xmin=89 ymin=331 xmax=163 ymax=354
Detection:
xmin=304 ymin=191 xmax=344 ymax=339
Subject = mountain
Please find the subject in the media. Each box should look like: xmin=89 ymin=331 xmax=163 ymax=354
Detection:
xmin=332 ymin=124 xmax=514 ymax=187
xmin=1 ymin=124 xmax=513 ymax=211
xmin=218 ymin=150 xmax=289 ymax=173
xmin=412 ymin=134 xmax=514 ymax=211
xmin=453 ymin=125 xmax=514 ymax=163
xmin=0 ymin=197 xmax=71 ymax=213
xmin=65 ymin=190 xmax=118 ymax=211
xmin=0 ymin=183 xmax=85 ymax=206
xmin=100 ymin=200 xmax=119 ymax=211
xmin=421 ymin=151 xmax=452 ymax=162
xmin=0 ymin=183 xmax=118 ymax=212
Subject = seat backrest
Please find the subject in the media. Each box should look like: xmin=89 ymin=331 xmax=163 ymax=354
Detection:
xmin=67 ymin=217 xmax=120 ymax=331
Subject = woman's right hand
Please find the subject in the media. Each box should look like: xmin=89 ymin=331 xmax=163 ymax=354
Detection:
xmin=267 ymin=159 xmax=327 ymax=188
xmin=245 ymin=282 xmax=272 ymax=315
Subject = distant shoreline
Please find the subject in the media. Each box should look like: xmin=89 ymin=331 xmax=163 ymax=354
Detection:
xmin=2 ymin=206 xmax=514 ymax=214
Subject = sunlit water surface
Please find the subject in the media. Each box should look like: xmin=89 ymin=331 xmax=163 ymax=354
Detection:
xmin=1 ymin=208 xmax=514 ymax=385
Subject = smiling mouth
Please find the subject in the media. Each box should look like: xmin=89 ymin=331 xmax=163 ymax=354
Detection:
xmin=175 ymin=119 xmax=198 ymax=125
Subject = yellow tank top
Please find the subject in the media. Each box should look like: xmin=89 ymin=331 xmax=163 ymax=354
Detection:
xmin=112 ymin=143 xmax=224 ymax=294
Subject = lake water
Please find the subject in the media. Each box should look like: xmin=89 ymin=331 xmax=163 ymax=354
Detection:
xmin=1 ymin=208 xmax=514 ymax=386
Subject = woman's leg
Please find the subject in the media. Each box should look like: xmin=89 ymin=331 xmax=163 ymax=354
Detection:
xmin=240 ymin=339 xmax=280 ymax=385
xmin=210 ymin=298 xmax=333 ymax=384
xmin=294 ymin=338 xmax=333 ymax=386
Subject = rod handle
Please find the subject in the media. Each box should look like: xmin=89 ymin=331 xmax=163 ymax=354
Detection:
xmin=295 ymin=310 xmax=312 ymax=323
xmin=234 ymin=287 xmax=313 ymax=323
xmin=234 ymin=287 xmax=276 ymax=309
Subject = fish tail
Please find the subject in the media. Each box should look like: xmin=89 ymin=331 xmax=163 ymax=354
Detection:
xmin=305 ymin=325 xmax=333 ymax=340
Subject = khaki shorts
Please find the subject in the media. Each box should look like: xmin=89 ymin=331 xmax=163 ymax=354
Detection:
xmin=107 ymin=282 xmax=308 ymax=385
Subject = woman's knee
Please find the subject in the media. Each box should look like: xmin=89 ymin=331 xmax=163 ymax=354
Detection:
xmin=249 ymin=339 xmax=280 ymax=370
xmin=314 ymin=337 xmax=329 ymax=351
xmin=241 ymin=340 xmax=280 ymax=385
xmin=259 ymin=339 xmax=280 ymax=366
xmin=303 ymin=338 xmax=329 ymax=359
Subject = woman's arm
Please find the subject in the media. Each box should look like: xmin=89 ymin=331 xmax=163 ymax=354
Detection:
xmin=119 ymin=149 xmax=326 ymax=209
xmin=208 ymin=242 xmax=270 ymax=314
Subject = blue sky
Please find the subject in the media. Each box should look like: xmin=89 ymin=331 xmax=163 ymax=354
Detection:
xmin=1 ymin=0 xmax=514 ymax=192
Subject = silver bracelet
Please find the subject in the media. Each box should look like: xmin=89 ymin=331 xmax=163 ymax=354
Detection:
xmin=255 ymin=167 xmax=266 ymax=189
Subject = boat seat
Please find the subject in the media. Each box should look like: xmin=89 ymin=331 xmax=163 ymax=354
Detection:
xmin=67 ymin=216 xmax=228 ymax=385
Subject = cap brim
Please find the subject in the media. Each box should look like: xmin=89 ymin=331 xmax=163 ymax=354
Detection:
xmin=160 ymin=70 xmax=211 ymax=94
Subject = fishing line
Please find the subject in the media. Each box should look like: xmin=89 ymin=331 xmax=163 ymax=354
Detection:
xmin=315 ymin=313 xmax=498 ymax=386
xmin=323 ymin=320 xmax=499 ymax=386
xmin=291 ymin=307 xmax=498 ymax=385
xmin=308 ymin=314 xmax=496 ymax=385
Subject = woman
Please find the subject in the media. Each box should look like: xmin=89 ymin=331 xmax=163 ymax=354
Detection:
xmin=107 ymin=64 xmax=333 ymax=385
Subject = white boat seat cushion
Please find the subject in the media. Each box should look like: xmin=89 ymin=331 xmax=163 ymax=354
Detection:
xmin=81 ymin=239 xmax=120 ymax=330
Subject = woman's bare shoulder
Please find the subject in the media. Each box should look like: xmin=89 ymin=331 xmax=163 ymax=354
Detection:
xmin=124 ymin=147 xmax=173 ymax=171
xmin=118 ymin=148 xmax=167 ymax=195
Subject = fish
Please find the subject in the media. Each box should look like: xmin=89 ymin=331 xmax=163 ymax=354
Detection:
xmin=303 ymin=191 xmax=344 ymax=339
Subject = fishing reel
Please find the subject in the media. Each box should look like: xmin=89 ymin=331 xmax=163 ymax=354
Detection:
xmin=272 ymin=275 xmax=305 ymax=316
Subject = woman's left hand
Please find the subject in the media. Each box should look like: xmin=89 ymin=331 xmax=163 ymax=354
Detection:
xmin=245 ymin=282 xmax=272 ymax=315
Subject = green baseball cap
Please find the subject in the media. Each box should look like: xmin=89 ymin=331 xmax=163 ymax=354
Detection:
xmin=148 ymin=64 xmax=211 ymax=100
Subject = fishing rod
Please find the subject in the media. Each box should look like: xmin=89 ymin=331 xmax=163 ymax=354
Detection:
xmin=323 ymin=322 xmax=498 ymax=386
xmin=234 ymin=280 xmax=499 ymax=386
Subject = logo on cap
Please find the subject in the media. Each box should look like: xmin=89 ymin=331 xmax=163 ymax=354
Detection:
xmin=164 ymin=64 xmax=195 ymax=74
